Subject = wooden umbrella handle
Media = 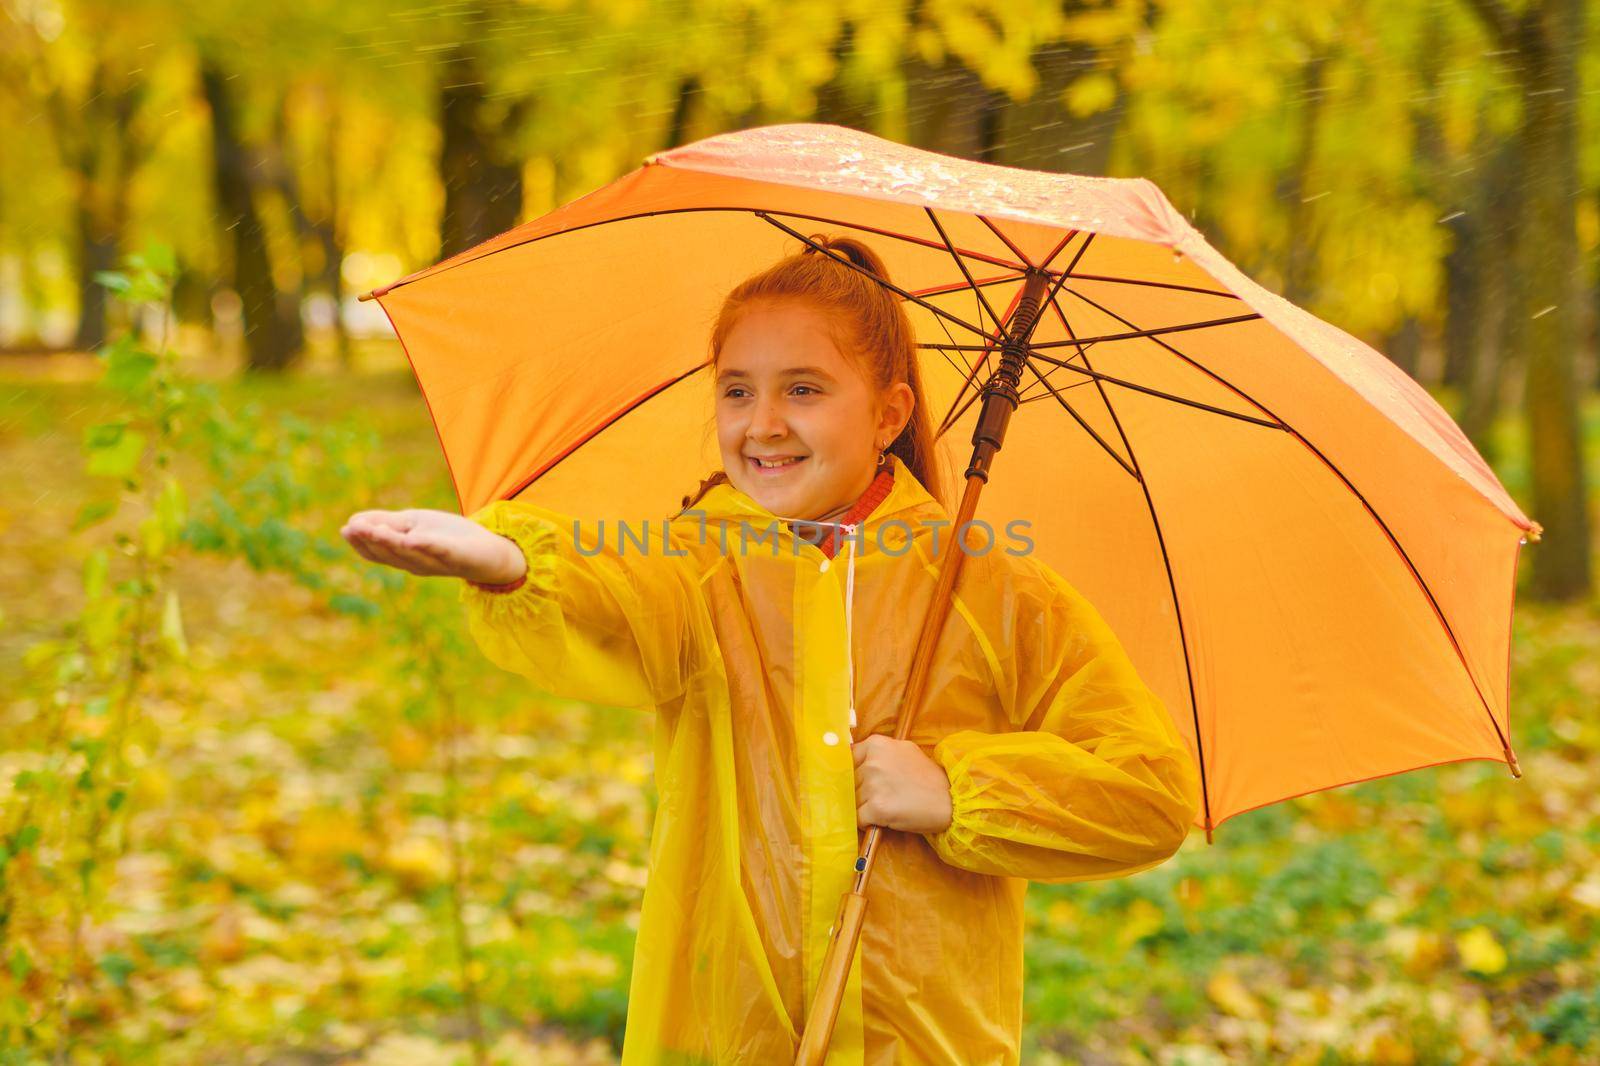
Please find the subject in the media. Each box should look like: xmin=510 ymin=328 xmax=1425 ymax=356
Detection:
xmin=792 ymin=890 xmax=870 ymax=1065
xmin=793 ymin=473 xmax=983 ymax=1066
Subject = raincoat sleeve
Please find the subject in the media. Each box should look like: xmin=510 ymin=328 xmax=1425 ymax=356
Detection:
xmin=922 ymin=562 xmax=1201 ymax=883
xmin=459 ymin=498 xmax=705 ymax=711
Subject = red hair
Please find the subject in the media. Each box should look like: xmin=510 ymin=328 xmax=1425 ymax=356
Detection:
xmin=680 ymin=233 xmax=947 ymax=512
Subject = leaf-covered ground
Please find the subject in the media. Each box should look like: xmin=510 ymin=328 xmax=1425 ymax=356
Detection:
xmin=2 ymin=349 xmax=1596 ymax=1064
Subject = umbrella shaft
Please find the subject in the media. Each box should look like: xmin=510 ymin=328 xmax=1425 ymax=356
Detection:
xmin=967 ymin=271 xmax=1052 ymax=482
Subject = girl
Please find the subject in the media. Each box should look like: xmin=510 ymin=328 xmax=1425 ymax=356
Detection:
xmin=342 ymin=235 xmax=1201 ymax=1065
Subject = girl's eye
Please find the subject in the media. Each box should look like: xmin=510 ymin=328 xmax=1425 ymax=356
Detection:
xmin=721 ymin=385 xmax=820 ymax=398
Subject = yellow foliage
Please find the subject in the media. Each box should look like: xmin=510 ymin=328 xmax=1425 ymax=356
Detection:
xmin=291 ymin=808 xmax=365 ymax=876
xmin=1115 ymin=897 xmax=1165 ymax=951
xmin=1206 ymin=968 xmax=1264 ymax=1020
xmin=1045 ymin=898 xmax=1078 ymax=933
xmin=385 ymin=724 xmax=431 ymax=770
xmin=384 ymin=836 xmax=451 ymax=888
xmin=1063 ymin=73 xmax=1117 ymax=118
xmin=1454 ymin=926 xmax=1507 ymax=975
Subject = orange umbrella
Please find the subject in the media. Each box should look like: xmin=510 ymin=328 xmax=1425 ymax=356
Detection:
xmin=361 ymin=120 xmax=1536 ymax=1054
xmin=364 ymin=121 xmax=1534 ymax=827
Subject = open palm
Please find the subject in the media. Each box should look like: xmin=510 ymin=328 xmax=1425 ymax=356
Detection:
xmin=341 ymin=508 xmax=524 ymax=585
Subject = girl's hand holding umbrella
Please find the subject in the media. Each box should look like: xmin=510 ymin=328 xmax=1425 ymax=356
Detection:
xmin=341 ymin=509 xmax=526 ymax=586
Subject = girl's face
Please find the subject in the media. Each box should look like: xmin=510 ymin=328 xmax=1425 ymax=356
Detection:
xmin=715 ymin=299 xmax=914 ymax=521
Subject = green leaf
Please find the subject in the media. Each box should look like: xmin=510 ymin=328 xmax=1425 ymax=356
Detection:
xmin=94 ymin=271 xmax=132 ymax=295
xmin=104 ymin=346 xmax=158 ymax=395
xmin=95 ymin=333 xmax=138 ymax=364
xmin=328 ymin=593 xmax=382 ymax=620
xmin=157 ymin=477 xmax=187 ymax=540
xmin=160 ymin=589 xmax=188 ymax=661
xmin=132 ymin=242 xmax=176 ymax=277
xmin=84 ymin=421 xmax=126 ymax=448
xmin=98 ymin=952 xmax=135 ymax=989
xmin=83 ymin=548 xmax=109 ymax=600
xmin=74 ymin=499 xmax=117 ymax=532
xmin=86 ymin=428 xmax=146 ymax=479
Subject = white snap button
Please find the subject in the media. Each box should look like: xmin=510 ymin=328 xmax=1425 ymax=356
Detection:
xmin=822 ymin=731 xmax=839 ymax=746
xmin=819 ymin=557 xmax=830 ymax=572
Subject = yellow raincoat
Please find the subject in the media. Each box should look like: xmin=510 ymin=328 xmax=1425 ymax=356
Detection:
xmin=460 ymin=454 xmax=1201 ymax=1065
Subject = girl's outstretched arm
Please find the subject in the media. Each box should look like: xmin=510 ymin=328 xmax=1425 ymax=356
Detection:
xmin=920 ymin=562 xmax=1201 ymax=883
xmin=457 ymin=498 xmax=707 ymax=712
xmin=342 ymin=502 xmax=705 ymax=712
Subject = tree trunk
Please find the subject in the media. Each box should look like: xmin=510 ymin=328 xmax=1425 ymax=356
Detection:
xmin=1383 ymin=314 xmax=1424 ymax=379
xmin=814 ymin=23 xmax=876 ymax=133
xmin=437 ymin=45 xmax=524 ymax=260
xmin=67 ymin=58 xmax=142 ymax=353
xmin=200 ymin=60 xmax=299 ymax=372
xmin=1452 ymin=132 xmax=1520 ymax=464
xmin=1278 ymin=51 xmax=1331 ymax=308
xmin=998 ymin=35 xmax=1123 ymax=176
xmin=324 ymin=95 xmax=351 ymax=369
xmin=1440 ymin=210 xmax=1474 ymax=393
xmin=1515 ymin=0 xmax=1589 ymax=598
xmin=665 ymin=75 xmax=702 ymax=150
xmin=73 ymin=218 xmax=117 ymax=353
xmin=903 ymin=52 xmax=990 ymax=158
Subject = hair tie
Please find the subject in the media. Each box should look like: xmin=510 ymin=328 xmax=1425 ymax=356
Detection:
xmin=805 ymin=240 xmax=868 ymax=271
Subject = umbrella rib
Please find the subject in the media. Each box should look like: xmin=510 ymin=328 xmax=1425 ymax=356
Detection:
xmin=920 ymin=312 xmax=1264 ymax=351
xmin=930 ymin=343 xmax=976 ymax=382
xmin=933 ymin=285 xmax=1023 ymax=438
xmin=757 ymin=213 xmax=995 ymax=342
xmin=936 ymin=381 xmax=986 ymax=441
xmin=1019 ymin=358 xmax=1138 ymax=480
xmin=1017 ymin=338 xmax=1097 ymax=402
xmin=759 ymin=208 xmax=1030 ymax=272
xmin=931 ymin=304 xmax=976 ymax=378
xmin=499 ymin=359 xmax=714 ymax=502
xmin=1055 ymin=285 xmax=1518 ymax=769
xmin=1019 ymin=378 xmax=1099 ymax=402
xmin=1039 ymin=231 xmax=1078 ymax=271
xmin=924 ymin=207 xmax=1010 ymax=344
xmin=1027 ymin=353 xmax=1287 ymax=430
xmin=909 ymin=273 xmax=1017 ymax=299
xmin=1036 ymin=298 xmax=1217 ymax=841
xmin=360 ymin=202 xmax=1234 ymax=305
xmin=977 ymin=215 xmax=1035 ymax=268
xmin=1045 ymin=270 xmax=1241 ymax=300
xmin=364 ymin=205 xmax=1031 ymax=300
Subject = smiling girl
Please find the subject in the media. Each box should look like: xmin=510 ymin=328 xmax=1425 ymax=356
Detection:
xmin=343 ymin=235 xmax=1200 ymax=1065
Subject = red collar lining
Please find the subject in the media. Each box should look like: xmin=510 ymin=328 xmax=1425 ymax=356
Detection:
xmin=821 ymin=466 xmax=895 ymax=559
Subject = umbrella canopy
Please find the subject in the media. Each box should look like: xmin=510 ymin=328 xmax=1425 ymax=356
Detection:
xmin=366 ymin=122 xmax=1537 ymax=836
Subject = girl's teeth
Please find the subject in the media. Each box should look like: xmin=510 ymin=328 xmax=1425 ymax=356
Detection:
xmin=756 ymin=457 xmax=804 ymax=468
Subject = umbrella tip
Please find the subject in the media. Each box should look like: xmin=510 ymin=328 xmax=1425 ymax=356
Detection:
xmin=1505 ymin=746 xmax=1522 ymax=779
xmin=1522 ymin=522 xmax=1543 ymax=544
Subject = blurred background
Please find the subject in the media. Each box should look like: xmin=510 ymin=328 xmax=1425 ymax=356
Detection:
xmin=2 ymin=0 xmax=1597 ymax=1062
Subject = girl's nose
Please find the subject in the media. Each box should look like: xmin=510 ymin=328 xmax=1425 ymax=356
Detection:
xmin=747 ymin=397 xmax=787 ymax=441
